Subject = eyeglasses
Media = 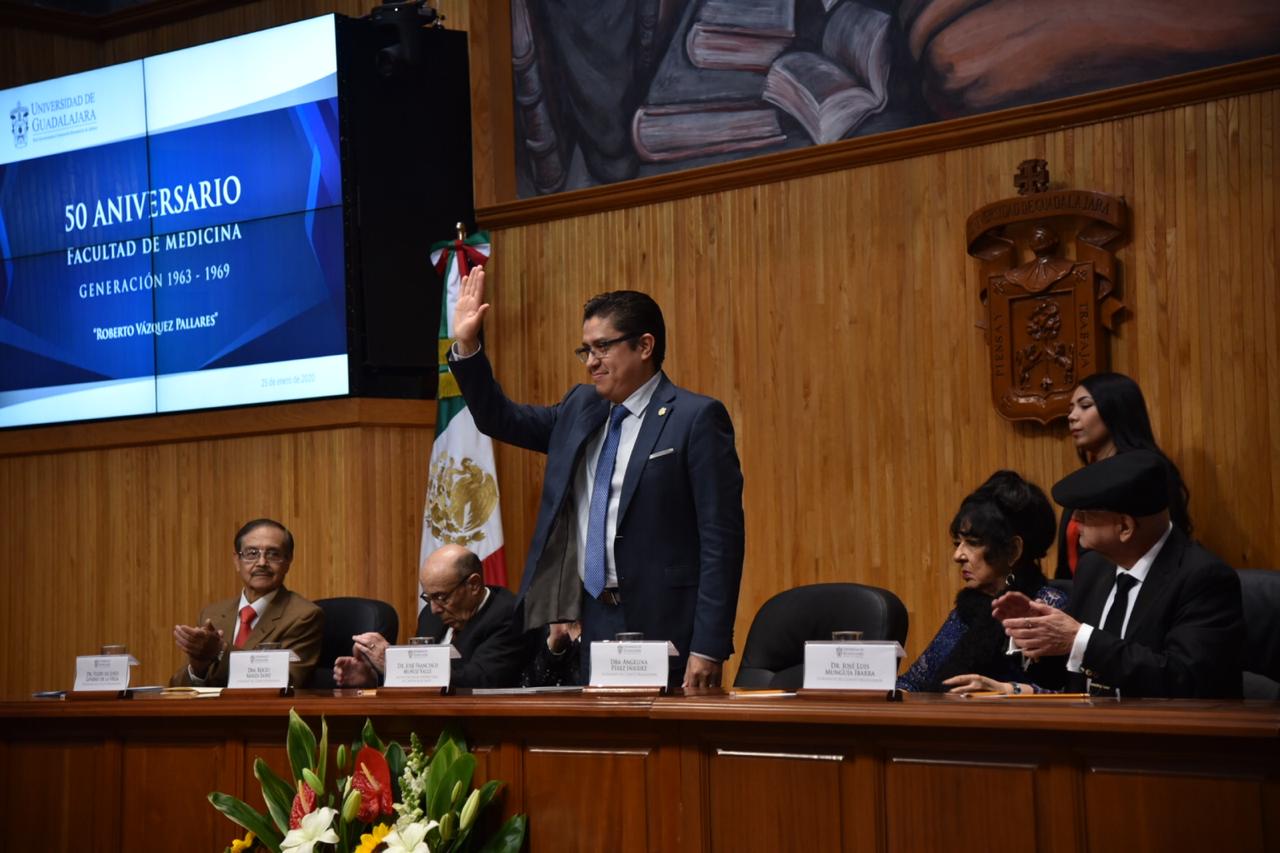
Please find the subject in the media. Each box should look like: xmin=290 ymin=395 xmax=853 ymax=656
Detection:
xmin=574 ymin=332 xmax=641 ymax=364
xmin=238 ymin=548 xmax=288 ymax=565
xmin=420 ymin=576 xmax=468 ymax=606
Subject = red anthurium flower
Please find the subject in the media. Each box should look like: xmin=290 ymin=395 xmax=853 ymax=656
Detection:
xmin=289 ymin=780 xmax=317 ymax=830
xmin=352 ymin=747 xmax=394 ymax=823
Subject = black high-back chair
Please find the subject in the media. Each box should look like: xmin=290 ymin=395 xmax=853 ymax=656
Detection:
xmin=734 ymin=583 xmax=909 ymax=689
xmin=308 ymin=597 xmax=400 ymax=689
xmin=1048 ymin=578 xmax=1074 ymax=599
xmin=1237 ymin=569 xmax=1280 ymax=699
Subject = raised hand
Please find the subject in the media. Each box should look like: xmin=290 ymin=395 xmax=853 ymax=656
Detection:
xmin=452 ymin=266 xmax=490 ymax=355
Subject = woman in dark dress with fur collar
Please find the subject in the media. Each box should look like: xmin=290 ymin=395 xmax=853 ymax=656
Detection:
xmin=897 ymin=470 xmax=1065 ymax=694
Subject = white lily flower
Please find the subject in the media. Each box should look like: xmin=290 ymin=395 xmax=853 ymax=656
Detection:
xmin=382 ymin=820 xmax=439 ymax=853
xmin=280 ymin=806 xmax=340 ymax=853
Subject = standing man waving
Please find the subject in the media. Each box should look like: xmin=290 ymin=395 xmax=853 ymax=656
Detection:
xmin=447 ymin=268 xmax=745 ymax=688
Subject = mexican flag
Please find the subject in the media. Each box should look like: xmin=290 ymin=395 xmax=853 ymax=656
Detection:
xmin=420 ymin=230 xmax=507 ymax=591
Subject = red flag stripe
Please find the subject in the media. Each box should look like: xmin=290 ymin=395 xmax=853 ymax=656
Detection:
xmin=481 ymin=547 xmax=508 ymax=588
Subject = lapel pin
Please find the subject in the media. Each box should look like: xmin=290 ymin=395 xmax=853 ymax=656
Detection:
xmin=658 ymin=406 xmax=667 ymax=416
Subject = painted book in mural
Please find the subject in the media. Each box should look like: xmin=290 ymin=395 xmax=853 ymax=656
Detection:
xmin=763 ymin=1 xmax=891 ymax=144
xmin=632 ymin=0 xmax=788 ymax=163
xmin=686 ymin=0 xmax=798 ymax=72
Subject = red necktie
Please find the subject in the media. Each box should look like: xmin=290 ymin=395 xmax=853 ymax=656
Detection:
xmin=234 ymin=605 xmax=256 ymax=648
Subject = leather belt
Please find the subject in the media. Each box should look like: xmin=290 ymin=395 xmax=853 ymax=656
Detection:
xmin=599 ymin=588 xmax=622 ymax=606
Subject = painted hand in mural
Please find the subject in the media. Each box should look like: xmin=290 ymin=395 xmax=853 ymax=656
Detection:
xmin=899 ymin=0 xmax=1280 ymax=115
xmin=453 ymin=266 xmax=490 ymax=356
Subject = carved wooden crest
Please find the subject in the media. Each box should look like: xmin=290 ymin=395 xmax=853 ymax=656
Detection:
xmin=966 ymin=160 xmax=1128 ymax=424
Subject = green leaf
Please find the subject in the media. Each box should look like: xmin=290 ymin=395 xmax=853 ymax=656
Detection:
xmin=317 ymin=716 xmax=329 ymax=788
xmin=429 ymin=754 xmax=475 ymax=820
xmin=286 ymin=709 xmax=317 ymax=782
xmin=253 ymin=757 xmax=296 ymax=836
xmin=474 ymin=814 xmax=527 ymax=853
xmin=360 ymin=718 xmax=384 ymax=752
xmin=422 ymin=740 xmax=457 ymax=820
xmin=385 ymin=741 xmax=407 ymax=802
xmin=208 ymin=792 xmax=284 ymax=853
xmin=476 ymin=773 xmax=504 ymax=809
xmin=451 ymin=780 xmax=501 ymax=851
xmin=433 ymin=725 xmax=466 ymax=757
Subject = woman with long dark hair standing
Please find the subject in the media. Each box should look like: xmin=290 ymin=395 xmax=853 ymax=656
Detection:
xmin=1058 ymin=372 xmax=1192 ymax=578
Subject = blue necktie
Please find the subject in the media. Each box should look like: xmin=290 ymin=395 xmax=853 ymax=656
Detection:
xmin=584 ymin=405 xmax=629 ymax=599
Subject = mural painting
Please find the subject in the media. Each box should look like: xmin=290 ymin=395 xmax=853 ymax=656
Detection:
xmin=510 ymin=0 xmax=1280 ymax=197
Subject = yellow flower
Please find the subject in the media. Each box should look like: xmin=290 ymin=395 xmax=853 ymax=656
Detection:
xmin=229 ymin=830 xmax=256 ymax=852
xmin=354 ymin=822 xmax=391 ymax=853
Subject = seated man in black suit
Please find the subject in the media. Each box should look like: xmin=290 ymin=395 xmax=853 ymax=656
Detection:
xmin=332 ymin=544 xmax=525 ymax=688
xmin=995 ymin=450 xmax=1244 ymax=698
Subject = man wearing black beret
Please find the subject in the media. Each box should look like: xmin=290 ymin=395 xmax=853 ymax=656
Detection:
xmin=995 ymin=450 xmax=1244 ymax=698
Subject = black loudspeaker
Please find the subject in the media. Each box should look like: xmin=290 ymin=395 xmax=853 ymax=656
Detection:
xmin=337 ymin=14 xmax=474 ymax=399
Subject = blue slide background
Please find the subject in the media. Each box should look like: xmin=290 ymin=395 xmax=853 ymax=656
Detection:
xmin=0 ymin=96 xmax=346 ymax=396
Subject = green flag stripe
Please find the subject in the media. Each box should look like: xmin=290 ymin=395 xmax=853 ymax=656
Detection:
xmin=435 ymin=394 xmax=465 ymax=437
xmin=437 ymin=251 xmax=454 ymax=340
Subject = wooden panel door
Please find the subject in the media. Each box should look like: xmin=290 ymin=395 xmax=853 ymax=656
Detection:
xmin=885 ymin=757 xmax=1039 ymax=853
xmin=120 ymin=738 xmax=239 ymax=852
xmin=522 ymin=745 xmax=654 ymax=853
xmin=706 ymin=747 xmax=847 ymax=853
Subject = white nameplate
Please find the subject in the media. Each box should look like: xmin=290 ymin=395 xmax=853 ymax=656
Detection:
xmin=74 ymin=655 xmax=132 ymax=692
xmin=803 ymin=641 xmax=905 ymax=691
xmin=227 ymin=649 xmax=291 ymax=689
xmin=588 ymin=641 xmax=672 ymax=688
xmin=384 ymin=644 xmax=455 ymax=688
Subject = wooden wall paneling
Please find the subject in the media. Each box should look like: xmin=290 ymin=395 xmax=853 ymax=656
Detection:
xmin=1267 ymin=775 xmax=1280 ymax=850
xmin=0 ymin=26 xmax=100 ymax=88
xmin=884 ymin=756 xmax=1039 ymax=852
xmin=464 ymin=0 xmax=512 ymax=207
xmin=522 ymin=746 xmax=653 ymax=853
xmin=482 ymin=87 xmax=1280 ymax=677
xmin=841 ymin=746 xmax=886 ymax=853
xmin=120 ymin=737 xmax=239 ymax=851
xmin=705 ymin=748 xmax=845 ymax=852
xmin=1 ymin=738 xmax=120 ymax=851
xmin=1083 ymin=768 xmax=1269 ymax=852
xmin=0 ymin=419 xmax=434 ymax=698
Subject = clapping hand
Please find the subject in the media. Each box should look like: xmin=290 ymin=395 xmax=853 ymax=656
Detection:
xmin=173 ymin=619 xmax=223 ymax=676
xmin=998 ymin=597 xmax=1081 ymax=659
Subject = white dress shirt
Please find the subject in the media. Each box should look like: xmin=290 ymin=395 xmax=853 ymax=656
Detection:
xmin=1067 ymin=522 xmax=1173 ymax=672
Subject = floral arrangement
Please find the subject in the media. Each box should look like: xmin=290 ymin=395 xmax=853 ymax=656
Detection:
xmin=210 ymin=710 xmax=525 ymax=853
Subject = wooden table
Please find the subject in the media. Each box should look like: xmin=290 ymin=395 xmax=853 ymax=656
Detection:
xmin=2 ymin=690 xmax=1277 ymax=852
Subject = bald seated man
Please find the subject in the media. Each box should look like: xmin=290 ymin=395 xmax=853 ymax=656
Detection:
xmin=333 ymin=544 xmax=526 ymax=688
xmin=170 ymin=518 xmax=324 ymax=687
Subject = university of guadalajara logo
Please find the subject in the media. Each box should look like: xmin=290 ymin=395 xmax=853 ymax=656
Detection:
xmin=10 ymin=101 xmax=29 ymax=148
